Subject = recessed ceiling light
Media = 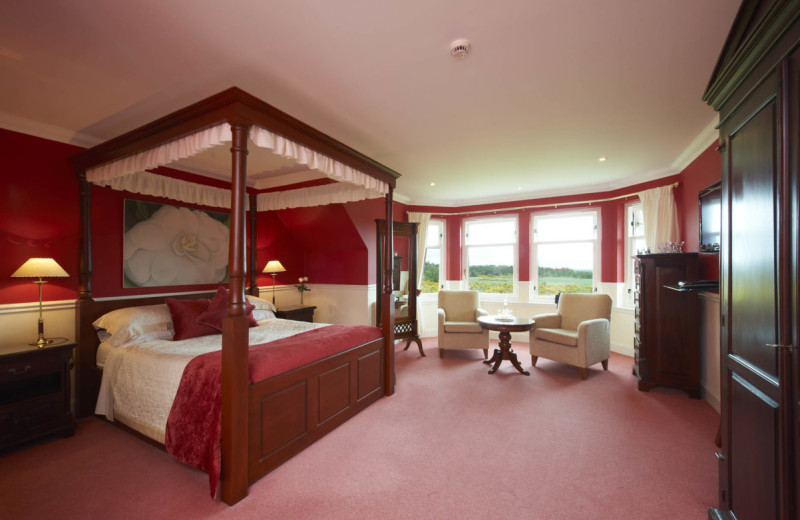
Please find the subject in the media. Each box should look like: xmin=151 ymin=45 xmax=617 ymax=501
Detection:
xmin=517 ymin=186 xmax=523 ymax=190
xmin=430 ymin=182 xmax=436 ymax=186
xmin=598 ymin=156 xmax=607 ymax=162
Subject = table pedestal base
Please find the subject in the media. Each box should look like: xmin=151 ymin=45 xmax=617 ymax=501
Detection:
xmin=483 ymin=330 xmax=530 ymax=375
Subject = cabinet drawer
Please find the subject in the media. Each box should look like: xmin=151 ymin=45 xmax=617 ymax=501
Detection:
xmin=0 ymin=353 xmax=61 ymax=385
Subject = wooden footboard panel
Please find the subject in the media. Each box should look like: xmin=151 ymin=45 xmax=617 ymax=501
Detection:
xmin=246 ymin=337 xmax=385 ymax=483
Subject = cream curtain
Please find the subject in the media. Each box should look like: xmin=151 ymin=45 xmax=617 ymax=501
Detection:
xmin=637 ymin=185 xmax=680 ymax=251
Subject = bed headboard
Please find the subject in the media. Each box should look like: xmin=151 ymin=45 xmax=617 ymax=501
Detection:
xmin=75 ymin=292 xmax=215 ymax=418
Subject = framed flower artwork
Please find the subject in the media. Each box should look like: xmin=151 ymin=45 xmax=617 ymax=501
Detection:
xmin=123 ymin=199 xmax=230 ymax=288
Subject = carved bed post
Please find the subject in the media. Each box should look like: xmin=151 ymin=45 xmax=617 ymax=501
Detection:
xmin=382 ymin=188 xmax=395 ymax=395
xmin=248 ymin=193 xmax=259 ymax=297
xmin=221 ymin=120 xmax=250 ymax=505
xmin=75 ymin=169 xmax=94 ymax=417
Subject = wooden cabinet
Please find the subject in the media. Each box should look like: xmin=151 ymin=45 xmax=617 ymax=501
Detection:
xmin=0 ymin=342 xmax=75 ymax=451
xmin=704 ymin=3 xmax=800 ymax=518
xmin=633 ymin=253 xmax=700 ymax=398
xmin=275 ymin=305 xmax=316 ymax=323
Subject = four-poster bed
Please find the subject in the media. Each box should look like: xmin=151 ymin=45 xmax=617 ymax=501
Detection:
xmin=69 ymin=87 xmax=400 ymax=504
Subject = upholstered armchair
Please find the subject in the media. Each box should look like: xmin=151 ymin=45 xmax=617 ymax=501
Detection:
xmin=437 ymin=290 xmax=489 ymax=359
xmin=530 ymin=293 xmax=612 ymax=379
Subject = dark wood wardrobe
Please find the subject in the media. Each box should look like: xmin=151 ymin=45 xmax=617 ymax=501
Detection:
xmin=703 ymin=2 xmax=799 ymax=519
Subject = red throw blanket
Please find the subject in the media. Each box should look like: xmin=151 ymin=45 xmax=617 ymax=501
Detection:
xmin=165 ymin=324 xmax=382 ymax=498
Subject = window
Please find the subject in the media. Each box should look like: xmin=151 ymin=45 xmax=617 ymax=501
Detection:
xmin=463 ymin=217 xmax=517 ymax=295
xmin=421 ymin=220 xmax=445 ymax=293
xmin=624 ymin=202 xmax=645 ymax=305
xmin=532 ymin=211 xmax=599 ymax=300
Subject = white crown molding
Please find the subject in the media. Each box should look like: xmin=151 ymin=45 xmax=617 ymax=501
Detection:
xmin=403 ymin=167 xmax=677 ymax=208
xmin=671 ymin=115 xmax=720 ymax=172
xmin=0 ymin=111 xmax=102 ymax=149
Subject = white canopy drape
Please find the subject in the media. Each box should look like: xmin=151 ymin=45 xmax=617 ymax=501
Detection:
xmin=85 ymin=123 xmax=388 ymax=210
xmin=638 ymin=185 xmax=680 ymax=251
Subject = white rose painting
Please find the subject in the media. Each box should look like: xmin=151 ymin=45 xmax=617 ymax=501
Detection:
xmin=123 ymin=200 xmax=230 ymax=287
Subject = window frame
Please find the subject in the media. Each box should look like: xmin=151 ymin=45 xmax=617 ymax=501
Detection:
xmin=623 ymin=201 xmax=645 ymax=307
xmin=462 ymin=215 xmax=519 ymax=300
xmin=419 ymin=218 xmax=446 ymax=299
xmin=530 ymin=209 xmax=601 ymax=303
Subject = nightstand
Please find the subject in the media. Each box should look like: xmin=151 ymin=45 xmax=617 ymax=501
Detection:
xmin=0 ymin=342 xmax=75 ymax=451
xmin=275 ymin=305 xmax=316 ymax=323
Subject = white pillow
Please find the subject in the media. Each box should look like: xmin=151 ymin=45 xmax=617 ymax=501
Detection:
xmin=245 ymin=295 xmax=277 ymax=312
xmin=93 ymin=304 xmax=173 ymax=347
xmin=251 ymin=309 xmax=276 ymax=321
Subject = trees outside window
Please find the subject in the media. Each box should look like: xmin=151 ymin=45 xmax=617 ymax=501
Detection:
xmin=421 ymin=220 xmax=444 ymax=293
xmin=463 ymin=217 xmax=517 ymax=295
xmin=532 ymin=211 xmax=599 ymax=300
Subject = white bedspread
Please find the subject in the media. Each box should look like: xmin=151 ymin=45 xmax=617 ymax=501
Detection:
xmin=95 ymin=318 xmax=327 ymax=443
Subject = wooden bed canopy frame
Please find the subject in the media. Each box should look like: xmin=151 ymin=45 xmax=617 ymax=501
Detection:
xmin=69 ymin=87 xmax=401 ymax=504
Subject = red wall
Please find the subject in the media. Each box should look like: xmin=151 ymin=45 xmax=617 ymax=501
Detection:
xmin=0 ymin=130 xmax=81 ymax=304
xmin=0 ymin=128 xmax=721 ymax=304
xmin=677 ymin=144 xmax=721 ymax=280
xmin=406 ymin=143 xmax=721 ymax=286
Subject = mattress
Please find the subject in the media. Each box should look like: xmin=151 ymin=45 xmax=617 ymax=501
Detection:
xmin=95 ymin=318 xmax=327 ymax=443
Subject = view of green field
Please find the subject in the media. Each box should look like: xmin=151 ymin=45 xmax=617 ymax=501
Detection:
xmin=421 ymin=263 xmax=593 ymax=295
xmin=538 ymin=266 xmax=592 ymax=295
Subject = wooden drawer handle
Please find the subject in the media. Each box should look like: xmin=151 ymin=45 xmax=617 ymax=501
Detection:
xmin=8 ymin=364 xmax=31 ymax=375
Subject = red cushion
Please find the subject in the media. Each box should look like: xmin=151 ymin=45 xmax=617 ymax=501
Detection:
xmin=197 ymin=286 xmax=258 ymax=331
xmin=166 ymin=298 xmax=217 ymax=341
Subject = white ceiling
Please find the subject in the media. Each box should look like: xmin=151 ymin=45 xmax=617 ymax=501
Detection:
xmin=0 ymin=0 xmax=739 ymax=206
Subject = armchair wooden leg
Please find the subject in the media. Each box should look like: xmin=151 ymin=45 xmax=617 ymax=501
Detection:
xmin=483 ymin=348 xmax=488 ymax=359
xmin=601 ymin=359 xmax=608 ymax=371
xmin=579 ymin=367 xmax=587 ymax=380
xmin=439 ymin=348 xmax=444 ymax=359
xmin=531 ymin=355 xmax=538 ymax=367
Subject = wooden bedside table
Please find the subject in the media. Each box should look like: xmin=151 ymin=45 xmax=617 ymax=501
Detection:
xmin=0 ymin=342 xmax=75 ymax=451
xmin=275 ymin=305 xmax=316 ymax=323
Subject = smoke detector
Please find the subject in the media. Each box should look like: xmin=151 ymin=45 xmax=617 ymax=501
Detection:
xmin=450 ymin=39 xmax=471 ymax=60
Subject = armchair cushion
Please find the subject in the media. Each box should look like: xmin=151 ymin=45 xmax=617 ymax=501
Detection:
xmin=534 ymin=328 xmax=578 ymax=346
xmin=444 ymin=321 xmax=484 ymax=334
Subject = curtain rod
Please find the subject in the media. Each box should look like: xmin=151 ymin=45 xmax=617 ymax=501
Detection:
xmin=426 ymin=181 xmax=679 ymax=217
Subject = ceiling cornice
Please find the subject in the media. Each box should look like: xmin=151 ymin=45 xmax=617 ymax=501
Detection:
xmin=0 ymin=111 xmax=102 ymax=149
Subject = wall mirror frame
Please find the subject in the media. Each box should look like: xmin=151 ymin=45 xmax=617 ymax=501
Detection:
xmin=375 ymin=219 xmax=423 ymax=356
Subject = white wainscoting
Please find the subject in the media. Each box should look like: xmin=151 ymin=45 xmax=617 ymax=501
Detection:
xmin=266 ymin=284 xmax=376 ymax=326
xmin=1 ymin=284 xmax=717 ymax=411
xmin=0 ymin=300 xmax=76 ymax=346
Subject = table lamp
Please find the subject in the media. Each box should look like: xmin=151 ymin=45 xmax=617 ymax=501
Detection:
xmin=11 ymin=258 xmax=69 ymax=347
xmin=262 ymin=260 xmax=286 ymax=305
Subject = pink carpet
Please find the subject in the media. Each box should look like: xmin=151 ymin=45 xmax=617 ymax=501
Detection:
xmin=0 ymin=338 xmax=719 ymax=519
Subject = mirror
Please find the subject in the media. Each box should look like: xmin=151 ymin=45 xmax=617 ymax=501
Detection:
xmin=699 ymin=180 xmax=721 ymax=252
xmin=376 ymin=220 xmax=423 ymax=356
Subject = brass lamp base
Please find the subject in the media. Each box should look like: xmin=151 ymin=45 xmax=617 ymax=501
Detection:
xmin=30 ymin=336 xmax=54 ymax=348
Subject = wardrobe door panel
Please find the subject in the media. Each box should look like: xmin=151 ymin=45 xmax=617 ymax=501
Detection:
xmin=721 ymin=70 xmax=783 ymax=520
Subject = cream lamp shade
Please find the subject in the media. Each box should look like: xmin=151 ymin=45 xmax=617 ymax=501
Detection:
xmin=262 ymin=260 xmax=286 ymax=274
xmin=262 ymin=260 xmax=286 ymax=305
xmin=11 ymin=257 xmax=69 ymax=279
xmin=11 ymin=257 xmax=69 ymax=347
